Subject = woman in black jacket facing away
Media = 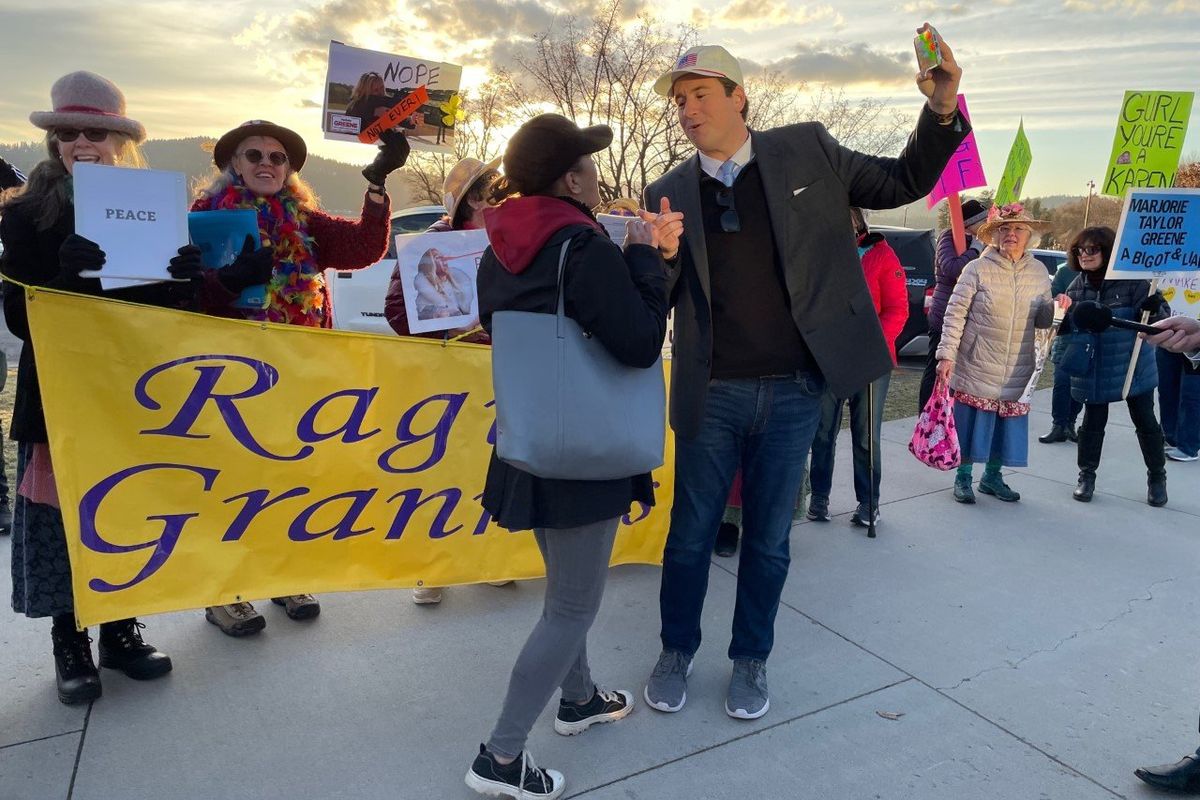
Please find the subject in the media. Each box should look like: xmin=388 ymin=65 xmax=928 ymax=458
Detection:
xmin=463 ymin=114 xmax=669 ymax=800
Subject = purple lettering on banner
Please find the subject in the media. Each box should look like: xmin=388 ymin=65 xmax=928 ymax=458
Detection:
xmin=621 ymin=480 xmax=660 ymax=525
xmin=926 ymin=94 xmax=987 ymax=209
xmin=296 ymin=387 xmax=383 ymax=444
xmin=483 ymin=399 xmax=497 ymax=446
xmin=377 ymin=393 xmax=468 ymax=474
xmin=471 ymin=491 xmax=494 ymax=535
xmin=222 ymin=487 xmax=311 ymax=541
xmin=79 ymin=462 xmax=219 ymax=592
xmin=384 ymin=488 xmax=464 ymax=540
xmin=288 ymin=490 xmax=379 ymax=541
xmin=135 ymin=354 xmax=313 ymax=462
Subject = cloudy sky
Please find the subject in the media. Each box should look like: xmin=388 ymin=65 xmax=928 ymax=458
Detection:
xmin=1 ymin=0 xmax=1197 ymax=198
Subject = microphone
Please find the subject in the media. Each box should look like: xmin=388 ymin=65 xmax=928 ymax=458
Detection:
xmin=1071 ymin=300 xmax=1160 ymax=335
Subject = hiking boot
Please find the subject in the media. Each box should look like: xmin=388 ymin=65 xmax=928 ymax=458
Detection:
xmin=714 ymin=521 xmax=739 ymax=557
xmin=205 ymin=602 xmax=265 ymax=636
xmin=953 ymin=474 xmax=975 ymax=504
xmin=806 ymin=495 xmax=830 ymax=521
xmin=644 ymin=649 xmax=693 ymax=713
xmin=978 ymin=471 xmax=1020 ymax=502
xmin=0 ymin=499 xmax=11 ymax=534
xmin=554 ymin=686 xmax=634 ymax=735
xmin=465 ymin=745 xmax=564 ymax=800
xmin=726 ymin=658 xmax=769 ymax=720
xmin=851 ymin=502 xmax=879 ymax=528
xmin=51 ymin=625 xmax=101 ymax=705
xmin=413 ymin=587 xmax=444 ymax=605
xmin=271 ymin=594 xmax=320 ymax=620
xmin=98 ymin=618 xmax=172 ymax=680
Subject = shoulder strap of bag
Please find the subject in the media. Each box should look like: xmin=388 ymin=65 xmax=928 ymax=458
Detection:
xmin=554 ymin=237 xmax=573 ymax=339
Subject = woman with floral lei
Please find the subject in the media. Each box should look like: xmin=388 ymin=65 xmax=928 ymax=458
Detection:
xmin=935 ymin=203 xmax=1072 ymax=505
xmin=191 ymin=119 xmax=407 ymax=635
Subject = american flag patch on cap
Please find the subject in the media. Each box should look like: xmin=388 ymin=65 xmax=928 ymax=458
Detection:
xmin=677 ymin=52 xmax=698 ymax=68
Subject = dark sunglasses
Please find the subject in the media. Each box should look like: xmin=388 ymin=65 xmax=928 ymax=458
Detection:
xmin=238 ymin=149 xmax=289 ymax=166
xmin=1072 ymin=245 xmax=1101 ymax=256
xmin=56 ymin=128 xmax=109 ymax=143
xmin=715 ymin=185 xmax=740 ymax=233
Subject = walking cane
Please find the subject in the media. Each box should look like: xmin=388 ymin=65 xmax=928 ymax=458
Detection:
xmin=867 ymin=379 xmax=877 ymax=539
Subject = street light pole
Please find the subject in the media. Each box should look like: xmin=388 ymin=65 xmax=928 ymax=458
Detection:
xmin=1083 ymin=179 xmax=1096 ymax=228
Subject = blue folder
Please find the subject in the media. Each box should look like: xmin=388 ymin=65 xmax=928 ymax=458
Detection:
xmin=188 ymin=210 xmax=268 ymax=309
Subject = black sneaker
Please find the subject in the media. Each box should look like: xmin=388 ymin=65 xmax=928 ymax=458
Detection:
xmin=850 ymin=502 xmax=879 ymax=528
xmin=807 ymin=495 xmax=830 ymax=522
xmin=554 ymin=686 xmax=634 ymax=735
xmin=465 ymin=745 xmax=564 ymax=799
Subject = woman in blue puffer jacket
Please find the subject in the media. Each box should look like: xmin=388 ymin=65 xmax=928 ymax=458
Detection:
xmin=1060 ymin=226 xmax=1170 ymax=506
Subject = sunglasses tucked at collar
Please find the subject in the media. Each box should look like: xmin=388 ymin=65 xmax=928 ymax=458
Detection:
xmin=714 ymin=185 xmax=740 ymax=233
xmin=56 ymin=128 xmax=110 ymax=143
xmin=238 ymin=149 xmax=289 ymax=166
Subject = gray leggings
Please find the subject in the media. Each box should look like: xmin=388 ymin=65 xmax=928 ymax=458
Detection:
xmin=486 ymin=516 xmax=620 ymax=759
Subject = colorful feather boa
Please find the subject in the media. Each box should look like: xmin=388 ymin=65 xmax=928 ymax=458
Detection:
xmin=194 ymin=180 xmax=325 ymax=327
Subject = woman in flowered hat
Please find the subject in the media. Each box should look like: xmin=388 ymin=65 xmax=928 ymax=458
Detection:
xmin=191 ymin=120 xmax=409 ymax=634
xmin=0 ymin=70 xmax=204 ymax=705
xmin=936 ymin=203 xmax=1072 ymax=504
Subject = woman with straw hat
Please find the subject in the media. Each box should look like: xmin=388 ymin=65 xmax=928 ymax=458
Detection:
xmin=0 ymin=70 xmax=208 ymax=705
xmin=936 ymin=202 xmax=1072 ymax=504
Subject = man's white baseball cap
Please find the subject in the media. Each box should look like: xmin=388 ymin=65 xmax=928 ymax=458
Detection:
xmin=653 ymin=45 xmax=744 ymax=97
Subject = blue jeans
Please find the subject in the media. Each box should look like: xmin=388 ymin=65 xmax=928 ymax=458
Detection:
xmin=1050 ymin=366 xmax=1082 ymax=427
xmin=659 ymin=372 xmax=824 ymax=662
xmin=808 ymin=372 xmax=890 ymax=505
xmin=1157 ymin=349 xmax=1200 ymax=457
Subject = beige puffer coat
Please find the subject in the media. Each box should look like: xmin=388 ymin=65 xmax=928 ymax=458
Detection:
xmin=936 ymin=246 xmax=1054 ymax=401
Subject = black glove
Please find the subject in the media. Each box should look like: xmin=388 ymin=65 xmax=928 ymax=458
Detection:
xmin=167 ymin=244 xmax=204 ymax=280
xmin=1138 ymin=293 xmax=1169 ymax=317
xmin=217 ymin=234 xmax=274 ymax=293
xmin=361 ymin=128 xmax=410 ymax=187
xmin=54 ymin=233 xmax=105 ymax=287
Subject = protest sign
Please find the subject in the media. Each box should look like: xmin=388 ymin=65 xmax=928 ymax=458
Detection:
xmin=1108 ymin=188 xmax=1200 ymax=278
xmin=926 ymin=95 xmax=986 ymax=209
xmin=597 ymin=213 xmax=634 ymax=247
xmin=394 ymin=229 xmax=486 ymax=334
xmin=322 ymin=41 xmax=462 ymax=154
xmin=26 ymin=289 xmax=675 ymax=628
xmin=1159 ymin=275 xmax=1200 ymax=321
xmin=188 ymin=210 xmax=267 ymax=308
xmin=994 ymin=120 xmax=1032 ymax=207
xmin=73 ymin=163 xmax=187 ymax=289
xmin=1102 ymin=90 xmax=1194 ymax=197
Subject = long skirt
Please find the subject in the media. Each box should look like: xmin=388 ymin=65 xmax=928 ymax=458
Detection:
xmin=952 ymin=404 xmax=1030 ymax=468
xmin=10 ymin=442 xmax=74 ymax=618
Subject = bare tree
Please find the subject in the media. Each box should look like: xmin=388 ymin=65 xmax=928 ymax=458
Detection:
xmin=403 ymin=82 xmax=508 ymax=205
xmin=803 ymin=86 xmax=910 ymax=157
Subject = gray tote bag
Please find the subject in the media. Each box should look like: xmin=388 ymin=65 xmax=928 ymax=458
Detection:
xmin=490 ymin=238 xmax=666 ymax=481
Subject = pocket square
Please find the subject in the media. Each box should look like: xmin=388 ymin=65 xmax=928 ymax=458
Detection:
xmin=792 ymin=186 xmax=808 ymax=196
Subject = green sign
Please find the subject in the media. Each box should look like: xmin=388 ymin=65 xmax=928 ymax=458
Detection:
xmin=1102 ymin=90 xmax=1194 ymax=197
xmin=994 ymin=120 xmax=1032 ymax=206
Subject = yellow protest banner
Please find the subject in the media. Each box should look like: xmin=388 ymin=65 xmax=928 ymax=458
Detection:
xmin=25 ymin=289 xmax=674 ymax=628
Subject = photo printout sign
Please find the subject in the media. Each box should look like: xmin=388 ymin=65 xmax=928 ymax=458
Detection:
xmin=73 ymin=162 xmax=188 ymax=290
xmin=1108 ymin=188 xmax=1200 ymax=278
xmin=322 ymin=41 xmax=462 ymax=153
xmin=394 ymin=229 xmax=488 ymax=334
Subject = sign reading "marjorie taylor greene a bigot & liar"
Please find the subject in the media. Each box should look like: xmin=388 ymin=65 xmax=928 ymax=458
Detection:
xmin=1108 ymin=188 xmax=1200 ymax=278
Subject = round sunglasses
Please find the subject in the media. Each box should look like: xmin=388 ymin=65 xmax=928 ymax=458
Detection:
xmin=237 ymin=149 xmax=289 ymax=167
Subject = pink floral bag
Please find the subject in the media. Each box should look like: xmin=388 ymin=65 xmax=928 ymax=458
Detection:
xmin=909 ymin=381 xmax=961 ymax=470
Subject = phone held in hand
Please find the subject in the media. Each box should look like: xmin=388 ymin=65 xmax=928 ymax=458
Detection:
xmin=914 ymin=26 xmax=943 ymax=76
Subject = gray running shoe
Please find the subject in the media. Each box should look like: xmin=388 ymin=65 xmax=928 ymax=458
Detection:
xmin=726 ymin=658 xmax=769 ymax=719
xmin=205 ymin=602 xmax=265 ymax=637
xmin=644 ymin=649 xmax=693 ymax=712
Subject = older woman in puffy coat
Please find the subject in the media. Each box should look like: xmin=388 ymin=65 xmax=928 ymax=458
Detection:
xmin=1059 ymin=226 xmax=1169 ymax=506
xmin=936 ymin=204 xmax=1071 ymax=504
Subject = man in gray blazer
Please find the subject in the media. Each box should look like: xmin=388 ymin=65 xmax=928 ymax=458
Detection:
xmin=640 ymin=29 xmax=968 ymax=720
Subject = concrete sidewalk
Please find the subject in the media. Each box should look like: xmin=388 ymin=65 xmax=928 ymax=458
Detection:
xmin=1 ymin=388 xmax=1197 ymax=799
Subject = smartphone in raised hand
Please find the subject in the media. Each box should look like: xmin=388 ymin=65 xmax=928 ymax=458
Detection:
xmin=914 ymin=25 xmax=943 ymax=77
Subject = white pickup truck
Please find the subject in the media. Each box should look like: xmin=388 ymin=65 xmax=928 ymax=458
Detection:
xmin=325 ymin=204 xmax=445 ymax=335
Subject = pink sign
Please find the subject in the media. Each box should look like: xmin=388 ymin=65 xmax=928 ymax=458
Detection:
xmin=926 ymin=95 xmax=987 ymax=208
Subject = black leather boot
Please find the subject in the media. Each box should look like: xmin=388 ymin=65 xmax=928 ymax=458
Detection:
xmin=51 ymin=623 xmax=102 ymax=705
xmin=1038 ymin=424 xmax=1068 ymax=444
xmin=1136 ymin=753 xmax=1200 ymax=792
xmin=1137 ymin=430 xmax=1168 ymax=507
xmin=98 ymin=618 xmax=173 ymax=680
xmin=1073 ymin=430 xmax=1104 ymax=502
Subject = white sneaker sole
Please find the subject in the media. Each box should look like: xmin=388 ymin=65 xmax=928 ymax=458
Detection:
xmin=725 ymin=696 xmax=770 ymax=720
xmin=412 ymin=591 xmax=443 ymax=605
xmin=644 ymin=659 xmax=693 ymax=712
xmin=465 ymin=769 xmax=565 ymax=799
xmin=554 ymin=690 xmax=634 ymax=735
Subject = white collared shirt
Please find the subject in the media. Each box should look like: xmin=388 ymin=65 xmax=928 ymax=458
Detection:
xmin=698 ymin=132 xmax=754 ymax=181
